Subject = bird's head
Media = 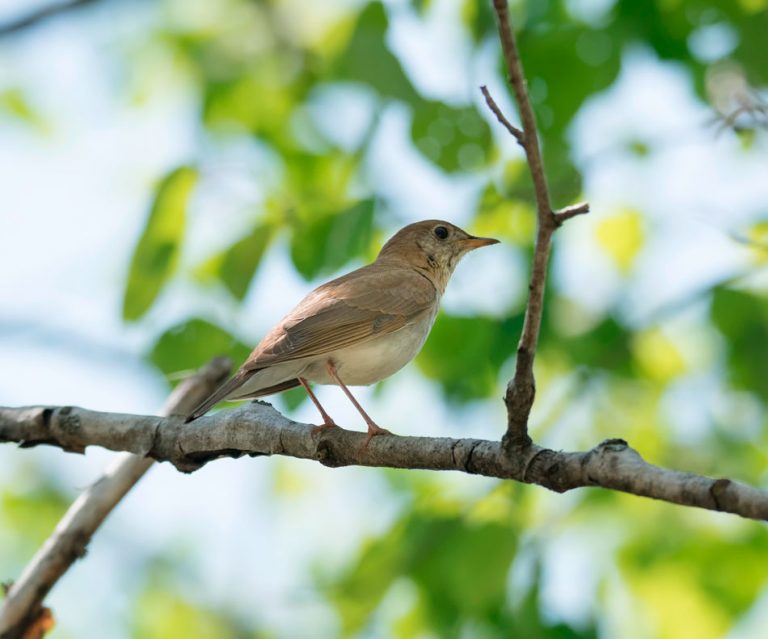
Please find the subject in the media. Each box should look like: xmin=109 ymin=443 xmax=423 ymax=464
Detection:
xmin=376 ymin=220 xmax=499 ymax=291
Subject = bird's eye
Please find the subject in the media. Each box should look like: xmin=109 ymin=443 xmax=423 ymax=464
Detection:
xmin=434 ymin=226 xmax=449 ymax=240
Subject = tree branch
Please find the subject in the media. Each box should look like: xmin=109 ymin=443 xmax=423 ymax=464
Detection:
xmin=480 ymin=85 xmax=524 ymax=146
xmin=0 ymin=358 xmax=231 ymax=639
xmin=486 ymin=0 xmax=590 ymax=449
xmin=1 ymin=403 xmax=766 ymax=521
xmin=0 ymin=0 xmax=100 ymax=38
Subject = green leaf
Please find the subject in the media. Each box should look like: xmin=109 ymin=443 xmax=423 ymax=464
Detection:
xmin=411 ymin=101 xmax=493 ymax=172
xmin=461 ymin=0 xmax=497 ymax=43
xmin=329 ymin=510 xmax=519 ymax=636
xmin=711 ymin=287 xmax=768 ymax=395
xmin=330 ymin=521 xmax=410 ymax=635
xmin=132 ymin=587 xmax=245 ymax=639
xmin=417 ymin=314 xmax=523 ymax=401
xmin=516 ymin=20 xmax=621 ymax=201
xmin=149 ymin=318 xmax=250 ymax=378
xmin=621 ymin=515 xmax=768 ymax=633
xmin=333 ymin=2 xmax=419 ymax=104
xmin=202 ymin=63 xmax=300 ymax=151
xmin=290 ymin=198 xmax=375 ymax=279
xmin=1 ymin=486 xmax=69 ymax=551
xmin=198 ymin=222 xmax=275 ymax=300
xmin=122 ymin=167 xmax=198 ymax=321
xmin=550 ymin=317 xmax=634 ymax=376
xmin=405 ymin=515 xmax=517 ymax=627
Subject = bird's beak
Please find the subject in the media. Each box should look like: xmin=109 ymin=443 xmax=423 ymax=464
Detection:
xmin=461 ymin=235 xmax=500 ymax=250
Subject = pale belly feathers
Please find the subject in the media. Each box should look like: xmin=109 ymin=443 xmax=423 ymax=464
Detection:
xmin=228 ymin=309 xmax=436 ymax=399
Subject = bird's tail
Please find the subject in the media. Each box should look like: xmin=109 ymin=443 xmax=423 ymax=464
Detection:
xmin=186 ymin=370 xmax=251 ymax=422
xmin=185 ymin=370 xmax=301 ymax=422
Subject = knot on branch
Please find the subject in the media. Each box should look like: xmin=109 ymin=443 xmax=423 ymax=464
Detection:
xmin=503 ymin=373 xmax=535 ymax=450
xmin=710 ymin=478 xmax=733 ymax=511
xmin=596 ymin=438 xmax=629 ymax=452
xmin=518 ymin=447 xmax=571 ymax=492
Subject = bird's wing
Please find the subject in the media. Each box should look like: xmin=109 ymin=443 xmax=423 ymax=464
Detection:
xmin=245 ymin=265 xmax=437 ymax=369
xmin=186 ymin=266 xmax=436 ymax=420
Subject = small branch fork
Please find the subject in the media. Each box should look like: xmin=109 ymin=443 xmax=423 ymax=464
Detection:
xmin=1 ymin=404 xmax=767 ymax=522
xmin=484 ymin=0 xmax=589 ymax=449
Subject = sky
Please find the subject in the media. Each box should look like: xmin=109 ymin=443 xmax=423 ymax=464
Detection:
xmin=1 ymin=0 xmax=767 ymax=637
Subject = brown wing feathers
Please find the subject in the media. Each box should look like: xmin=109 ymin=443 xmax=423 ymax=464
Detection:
xmin=186 ymin=265 xmax=436 ymax=421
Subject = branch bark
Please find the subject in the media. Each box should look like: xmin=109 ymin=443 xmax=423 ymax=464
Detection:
xmin=0 ymin=358 xmax=231 ymax=639
xmin=487 ymin=1 xmax=589 ymax=449
xmin=1 ymin=403 xmax=766 ymax=521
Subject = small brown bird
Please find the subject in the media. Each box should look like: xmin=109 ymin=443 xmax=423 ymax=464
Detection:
xmin=188 ymin=220 xmax=499 ymax=443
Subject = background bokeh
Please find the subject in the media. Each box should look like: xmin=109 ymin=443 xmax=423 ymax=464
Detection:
xmin=1 ymin=0 xmax=768 ymax=637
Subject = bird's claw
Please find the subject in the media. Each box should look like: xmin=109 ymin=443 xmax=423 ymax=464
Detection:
xmin=311 ymin=421 xmax=338 ymax=436
xmin=362 ymin=424 xmax=393 ymax=449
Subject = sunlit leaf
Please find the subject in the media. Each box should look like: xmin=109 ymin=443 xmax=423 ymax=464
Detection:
xmin=745 ymin=220 xmax=768 ymax=264
xmin=632 ymin=327 xmax=686 ymax=383
xmin=0 ymin=88 xmax=47 ymax=131
xmin=594 ymin=209 xmax=644 ymax=273
xmin=202 ymin=59 xmax=302 ymax=150
xmin=621 ymin=519 xmax=768 ymax=638
xmin=1 ymin=486 xmax=69 ymax=550
xmin=461 ymin=0 xmax=497 ymax=42
xmin=123 ymin=167 xmax=198 ymax=321
xmin=473 ymin=181 xmax=536 ymax=246
xmin=133 ymin=587 xmax=244 ymax=639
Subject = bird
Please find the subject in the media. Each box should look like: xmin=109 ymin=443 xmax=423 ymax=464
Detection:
xmin=187 ymin=219 xmax=499 ymax=444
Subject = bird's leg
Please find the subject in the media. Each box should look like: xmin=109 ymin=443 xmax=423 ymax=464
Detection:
xmin=298 ymin=377 xmax=337 ymax=434
xmin=326 ymin=360 xmax=392 ymax=447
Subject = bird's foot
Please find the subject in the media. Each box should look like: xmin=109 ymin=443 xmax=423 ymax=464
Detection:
xmin=362 ymin=422 xmax=393 ymax=449
xmin=311 ymin=419 xmax=338 ymax=436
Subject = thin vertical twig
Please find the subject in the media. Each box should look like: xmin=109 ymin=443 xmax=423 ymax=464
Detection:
xmin=486 ymin=0 xmax=589 ymax=449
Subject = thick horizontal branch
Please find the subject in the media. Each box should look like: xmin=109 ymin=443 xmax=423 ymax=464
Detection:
xmin=1 ymin=403 xmax=766 ymax=521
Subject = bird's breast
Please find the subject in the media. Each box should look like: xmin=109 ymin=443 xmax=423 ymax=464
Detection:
xmin=304 ymin=311 xmax=436 ymax=386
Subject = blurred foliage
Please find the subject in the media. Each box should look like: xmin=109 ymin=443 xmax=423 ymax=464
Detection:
xmin=417 ymin=313 xmax=523 ymax=401
xmin=0 ymin=481 xmax=70 ymax=562
xmin=0 ymin=88 xmax=47 ymax=131
xmin=2 ymin=0 xmax=768 ymax=637
xmin=129 ymin=559 xmax=265 ymax=639
xmin=289 ymin=197 xmax=376 ymax=279
xmin=123 ymin=167 xmax=198 ymax=321
xmin=711 ymin=287 xmax=768 ymax=395
xmin=150 ymin=318 xmax=251 ymax=377
xmin=330 ymin=510 xmax=519 ymax=636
